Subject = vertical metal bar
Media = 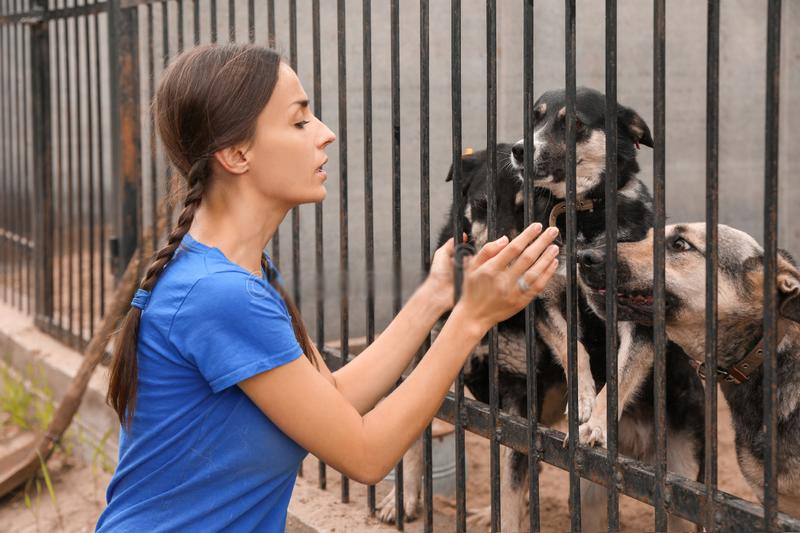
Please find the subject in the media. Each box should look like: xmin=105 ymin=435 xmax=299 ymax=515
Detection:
xmin=289 ymin=0 xmax=300 ymax=315
xmin=267 ymin=0 xmax=274 ymax=48
xmin=31 ymin=0 xmax=52 ymax=327
xmin=388 ymin=0 xmax=405 ymax=528
xmin=0 ymin=2 xmax=7 ymax=303
xmin=93 ymin=0 xmax=105 ymax=318
xmin=604 ymin=0 xmax=620 ymax=530
xmin=486 ymin=0 xmax=500 ymax=531
xmin=267 ymin=0 xmax=277 ymax=265
xmin=178 ymin=0 xmax=184 ymax=52
xmin=227 ymin=0 xmax=234 ymax=42
xmin=22 ymin=5 xmax=32 ymax=315
xmin=564 ymin=0 xmax=581 ymax=530
xmin=522 ymin=1 xmax=540 ymax=530
xmin=763 ymin=1 xmax=781 ymax=531
xmin=450 ymin=1 xmax=466 ymax=530
xmin=312 ymin=0 xmax=326 ymax=493
xmin=210 ymin=0 xmax=217 ymax=43
xmin=192 ymin=0 xmax=199 ymax=45
xmin=653 ymin=0 xmax=668 ymax=529
xmin=246 ymin=0 xmax=253 ymax=43
xmin=419 ymin=0 xmax=433 ymax=530
xmin=11 ymin=0 xmax=20 ymax=309
xmin=108 ymin=0 xmax=141 ymax=280
xmin=54 ymin=0 xmax=64 ymax=326
xmin=362 ymin=0 xmax=376 ymax=515
xmin=162 ymin=0 xmax=171 ymax=239
xmin=85 ymin=0 xmax=96 ymax=336
xmin=65 ymin=0 xmax=75 ymax=339
xmin=336 ymin=0 xmax=350 ymax=503
xmin=704 ymin=1 xmax=720 ymax=531
xmin=147 ymin=2 xmax=157 ymax=253
xmin=75 ymin=0 xmax=85 ymax=343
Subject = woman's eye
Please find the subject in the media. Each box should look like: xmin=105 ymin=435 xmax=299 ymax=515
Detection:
xmin=295 ymin=120 xmax=310 ymax=129
xmin=670 ymin=237 xmax=693 ymax=252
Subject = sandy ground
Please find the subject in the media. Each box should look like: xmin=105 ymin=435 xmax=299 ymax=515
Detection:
xmin=0 ymin=391 xmax=758 ymax=532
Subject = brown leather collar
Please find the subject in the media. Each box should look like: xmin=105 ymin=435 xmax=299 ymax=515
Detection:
xmin=687 ymin=319 xmax=792 ymax=385
xmin=547 ymin=198 xmax=598 ymax=229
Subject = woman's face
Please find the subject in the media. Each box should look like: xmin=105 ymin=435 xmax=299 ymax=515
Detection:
xmin=245 ymin=62 xmax=335 ymax=208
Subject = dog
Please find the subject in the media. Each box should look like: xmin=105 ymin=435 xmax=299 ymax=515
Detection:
xmin=378 ymin=88 xmax=705 ymax=532
xmin=578 ymin=222 xmax=800 ymax=516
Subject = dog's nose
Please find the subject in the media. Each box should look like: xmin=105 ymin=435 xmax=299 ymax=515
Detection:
xmin=578 ymin=249 xmax=604 ymax=269
xmin=511 ymin=143 xmax=524 ymax=164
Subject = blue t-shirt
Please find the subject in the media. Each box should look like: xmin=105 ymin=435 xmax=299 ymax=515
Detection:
xmin=96 ymin=232 xmax=307 ymax=532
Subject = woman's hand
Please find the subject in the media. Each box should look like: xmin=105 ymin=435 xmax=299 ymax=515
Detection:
xmin=455 ymin=222 xmax=560 ymax=334
xmin=421 ymin=234 xmax=471 ymax=314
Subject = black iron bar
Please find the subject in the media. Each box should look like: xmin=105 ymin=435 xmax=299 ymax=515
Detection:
xmin=564 ymin=0 xmax=581 ymax=530
xmin=227 ymin=0 xmax=233 ymax=41
xmin=605 ymin=0 xmax=620 ymax=529
xmin=74 ymin=0 xmax=84 ymax=343
xmin=267 ymin=0 xmax=277 ymax=265
xmin=65 ymin=0 xmax=74 ymax=344
xmin=289 ymin=0 xmax=300 ymax=315
xmin=653 ymin=0 xmax=668 ymax=530
xmin=420 ymin=0 xmax=433 ymax=530
xmin=84 ymin=0 xmax=95 ymax=336
xmin=1 ymin=2 xmax=8 ymax=303
xmin=522 ymin=0 xmax=540 ymax=530
xmin=209 ymin=0 xmax=216 ymax=43
xmin=92 ymin=0 xmax=104 ymax=318
xmin=705 ymin=1 xmax=720 ymax=531
xmin=486 ymin=0 xmax=500 ymax=531
xmin=450 ymin=0 xmax=466 ymax=530
xmin=362 ymin=0 xmax=376 ymax=515
xmin=311 ymin=0 xmax=326 ymax=493
xmin=192 ymin=0 xmax=198 ymax=45
xmin=336 ymin=0 xmax=350 ymax=503
xmin=763 ymin=1 xmax=781 ymax=531
xmin=246 ymin=0 xmax=252 ymax=43
xmin=389 ymin=0 xmax=404 ymax=528
xmin=11 ymin=0 xmax=19 ymax=309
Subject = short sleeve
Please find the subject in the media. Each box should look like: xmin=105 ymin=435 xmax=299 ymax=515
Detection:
xmin=168 ymin=271 xmax=304 ymax=392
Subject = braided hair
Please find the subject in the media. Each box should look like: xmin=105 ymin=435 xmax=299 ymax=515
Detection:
xmin=108 ymin=44 xmax=317 ymax=428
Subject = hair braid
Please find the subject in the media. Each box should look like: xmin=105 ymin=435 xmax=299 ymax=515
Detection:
xmin=107 ymin=159 xmax=209 ymax=427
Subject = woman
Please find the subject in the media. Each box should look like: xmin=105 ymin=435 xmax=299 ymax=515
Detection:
xmin=97 ymin=44 xmax=560 ymax=532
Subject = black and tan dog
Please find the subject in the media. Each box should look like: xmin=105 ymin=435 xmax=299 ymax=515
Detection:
xmin=379 ymin=88 xmax=705 ymax=532
xmin=579 ymin=223 xmax=800 ymax=516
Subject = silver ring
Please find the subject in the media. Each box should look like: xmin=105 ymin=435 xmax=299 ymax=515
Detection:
xmin=516 ymin=276 xmax=531 ymax=293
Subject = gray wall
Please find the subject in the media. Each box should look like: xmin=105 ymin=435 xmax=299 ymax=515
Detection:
xmin=138 ymin=1 xmax=799 ymax=341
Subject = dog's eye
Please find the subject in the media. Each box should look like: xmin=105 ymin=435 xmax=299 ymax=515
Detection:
xmin=669 ymin=236 xmax=693 ymax=252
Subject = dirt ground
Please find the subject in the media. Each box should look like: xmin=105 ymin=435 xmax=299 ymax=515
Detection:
xmin=0 ymin=391 xmax=758 ymax=533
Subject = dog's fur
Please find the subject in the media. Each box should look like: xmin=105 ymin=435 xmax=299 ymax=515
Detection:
xmin=579 ymin=223 xmax=800 ymax=516
xmin=378 ymin=88 xmax=705 ymax=532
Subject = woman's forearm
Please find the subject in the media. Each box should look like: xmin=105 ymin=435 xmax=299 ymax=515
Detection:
xmin=332 ymin=280 xmax=447 ymax=414
xmin=357 ymin=304 xmax=485 ymax=481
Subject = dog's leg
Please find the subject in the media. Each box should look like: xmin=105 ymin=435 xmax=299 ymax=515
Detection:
xmin=377 ymin=436 xmax=423 ymax=523
xmin=499 ymin=445 xmax=529 ymax=533
xmin=537 ymin=304 xmax=596 ymax=423
xmin=578 ymin=322 xmax=654 ymax=447
xmin=666 ymin=431 xmax=702 ymax=532
xmin=580 ymin=478 xmax=609 ymax=533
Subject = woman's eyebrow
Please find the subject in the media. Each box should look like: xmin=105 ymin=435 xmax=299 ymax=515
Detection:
xmin=290 ymin=99 xmax=309 ymax=110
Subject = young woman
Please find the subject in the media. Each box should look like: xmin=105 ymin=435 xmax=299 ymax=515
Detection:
xmin=97 ymin=44 xmax=560 ymax=532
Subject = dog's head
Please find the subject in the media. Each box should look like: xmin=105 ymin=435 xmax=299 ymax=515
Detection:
xmin=442 ymin=145 xmax=524 ymax=250
xmin=577 ymin=223 xmax=800 ymax=363
xmin=509 ymin=87 xmax=653 ymax=198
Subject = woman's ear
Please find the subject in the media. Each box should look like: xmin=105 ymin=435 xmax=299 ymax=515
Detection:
xmin=213 ymin=145 xmax=249 ymax=175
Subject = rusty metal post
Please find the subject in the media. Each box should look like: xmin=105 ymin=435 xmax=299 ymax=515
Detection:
xmin=108 ymin=0 xmax=140 ymax=280
xmin=30 ymin=0 xmax=53 ymax=328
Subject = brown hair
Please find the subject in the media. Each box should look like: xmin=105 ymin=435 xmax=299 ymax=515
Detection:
xmin=107 ymin=44 xmax=317 ymax=429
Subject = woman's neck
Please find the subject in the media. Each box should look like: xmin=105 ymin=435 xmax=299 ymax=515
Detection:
xmin=189 ymin=179 xmax=290 ymax=274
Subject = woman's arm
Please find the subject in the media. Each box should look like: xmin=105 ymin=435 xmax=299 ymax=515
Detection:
xmin=329 ymin=238 xmax=457 ymax=415
xmin=239 ymin=222 xmax=559 ymax=484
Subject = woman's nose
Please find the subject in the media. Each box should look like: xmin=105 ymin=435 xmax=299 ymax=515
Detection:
xmin=319 ymin=119 xmax=336 ymax=147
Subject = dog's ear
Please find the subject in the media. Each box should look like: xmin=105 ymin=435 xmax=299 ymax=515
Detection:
xmin=777 ymin=251 xmax=800 ymax=323
xmin=618 ymin=105 xmax=654 ymax=148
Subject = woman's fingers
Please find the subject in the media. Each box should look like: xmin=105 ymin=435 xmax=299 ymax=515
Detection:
xmin=505 ymin=227 xmax=559 ymax=279
xmin=469 ymin=234 xmax=509 ymax=269
xmin=518 ymin=255 xmax=559 ymax=297
xmin=486 ymin=222 xmax=546 ymax=270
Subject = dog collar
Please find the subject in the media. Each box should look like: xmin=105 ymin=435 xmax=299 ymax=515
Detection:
xmin=547 ymin=198 xmax=599 ymax=230
xmin=687 ymin=319 xmax=792 ymax=385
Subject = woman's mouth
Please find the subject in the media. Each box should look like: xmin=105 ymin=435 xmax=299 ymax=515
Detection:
xmin=316 ymin=162 xmax=327 ymax=179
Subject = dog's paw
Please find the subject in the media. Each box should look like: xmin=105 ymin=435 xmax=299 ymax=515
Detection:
xmin=578 ymin=418 xmax=607 ymax=448
xmin=377 ymin=489 xmax=420 ymax=524
xmin=466 ymin=505 xmax=492 ymax=532
xmin=564 ymin=382 xmax=597 ymax=425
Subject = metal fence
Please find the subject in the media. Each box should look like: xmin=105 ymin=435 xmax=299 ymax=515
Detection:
xmin=0 ymin=0 xmax=796 ymax=532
